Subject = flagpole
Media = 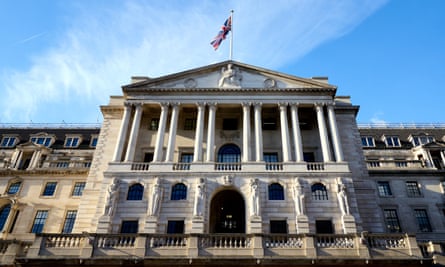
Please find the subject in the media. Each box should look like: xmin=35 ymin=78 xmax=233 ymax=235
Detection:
xmin=229 ymin=10 xmax=234 ymax=61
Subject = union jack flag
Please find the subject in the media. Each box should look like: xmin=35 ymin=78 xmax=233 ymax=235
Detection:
xmin=210 ymin=16 xmax=232 ymax=50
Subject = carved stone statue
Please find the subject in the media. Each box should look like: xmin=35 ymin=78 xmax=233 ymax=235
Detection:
xmin=104 ymin=178 xmax=120 ymax=216
xmin=250 ymin=178 xmax=260 ymax=216
xmin=337 ymin=179 xmax=350 ymax=215
xmin=293 ymin=179 xmax=305 ymax=216
xmin=218 ymin=63 xmax=242 ymax=87
xmin=149 ymin=177 xmax=162 ymax=216
xmin=193 ymin=178 xmax=206 ymax=216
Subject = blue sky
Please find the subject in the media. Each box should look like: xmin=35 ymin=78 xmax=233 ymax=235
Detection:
xmin=0 ymin=0 xmax=444 ymax=124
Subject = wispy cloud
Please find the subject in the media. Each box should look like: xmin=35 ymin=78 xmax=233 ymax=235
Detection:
xmin=16 ymin=32 xmax=46 ymax=44
xmin=0 ymin=0 xmax=388 ymax=123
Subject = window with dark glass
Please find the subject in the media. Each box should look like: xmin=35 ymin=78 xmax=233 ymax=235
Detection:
xmin=184 ymin=118 xmax=197 ymax=130
xmin=315 ymin=220 xmax=334 ymax=234
xmin=167 ymin=220 xmax=184 ymax=234
xmin=264 ymin=153 xmax=278 ymax=163
xmin=412 ymin=136 xmax=434 ymax=146
xmin=377 ymin=181 xmax=392 ymax=197
xmin=72 ymin=182 xmax=86 ymax=196
xmin=303 ymin=152 xmax=315 ymax=162
xmin=31 ymin=137 xmax=52 ymax=147
xmin=127 ymin=183 xmax=144 ymax=200
xmin=268 ymin=183 xmax=285 ymax=200
xmin=7 ymin=181 xmax=21 ymax=195
xmin=1 ymin=137 xmax=16 ymax=147
xmin=121 ymin=220 xmax=139 ymax=233
xmin=149 ymin=118 xmax=160 ymax=131
xmin=0 ymin=204 xmax=11 ymax=231
xmin=222 ymin=118 xmax=238 ymax=130
xmin=262 ymin=118 xmax=277 ymax=130
xmin=42 ymin=182 xmax=57 ymax=196
xmin=217 ymin=144 xmax=241 ymax=163
xmin=361 ymin=136 xmax=375 ymax=147
xmin=31 ymin=210 xmax=48 ymax=233
xmin=178 ymin=153 xmax=193 ymax=170
xmin=171 ymin=183 xmax=187 ymax=200
xmin=62 ymin=210 xmax=77 ymax=233
xmin=383 ymin=209 xmax=401 ymax=233
xmin=311 ymin=183 xmax=328 ymax=200
xmin=414 ymin=209 xmax=432 ymax=232
xmin=270 ymin=220 xmax=287 ymax=233
xmin=90 ymin=137 xmax=98 ymax=147
xmin=64 ymin=137 xmax=80 ymax=148
xmin=144 ymin=153 xmax=154 ymax=162
xmin=385 ymin=136 xmax=401 ymax=147
xmin=406 ymin=181 xmax=421 ymax=197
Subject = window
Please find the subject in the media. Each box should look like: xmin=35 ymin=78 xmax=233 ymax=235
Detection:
xmin=30 ymin=137 xmax=53 ymax=147
xmin=222 ymin=118 xmax=238 ymax=130
xmin=31 ymin=210 xmax=48 ymax=233
xmin=0 ymin=205 xmax=11 ymax=231
xmin=303 ymin=152 xmax=315 ymax=162
xmin=1 ymin=137 xmax=17 ymax=147
xmin=217 ymin=144 xmax=241 ymax=163
xmin=377 ymin=181 xmax=392 ymax=197
xmin=144 ymin=152 xmax=154 ymax=162
xmin=184 ymin=118 xmax=196 ymax=130
xmin=383 ymin=209 xmax=401 ymax=233
xmin=264 ymin=153 xmax=278 ymax=163
xmin=178 ymin=153 xmax=193 ymax=170
xmin=411 ymin=135 xmax=434 ymax=146
xmin=42 ymin=182 xmax=57 ymax=196
xmin=149 ymin=118 xmax=159 ymax=131
xmin=315 ymin=220 xmax=334 ymax=234
xmin=269 ymin=183 xmax=285 ymax=200
xmin=127 ymin=183 xmax=144 ymax=200
xmin=361 ymin=136 xmax=375 ymax=147
xmin=311 ymin=183 xmax=328 ymax=200
xmin=414 ymin=209 xmax=432 ymax=232
xmin=121 ymin=220 xmax=139 ymax=233
xmin=406 ymin=181 xmax=421 ymax=197
xmin=7 ymin=181 xmax=22 ymax=195
xmin=72 ymin=182 xmax=86 ymax=196
xmin=62 ymin=210 xmax=77 ymax=233
xmin=90 ymin=136 xmax=98 ymax=147
xmin=171 ymin=183 xmax=187 ymax=200
xmin=262 ymin=118 xmax=277 ymax=130
xmin=384 ymin=136 xmax=401 ymax=147
xmin=64 ymin=137 xmax=80 ymax=148
xmin=167 ymin=220 xmax=184 ymax=234
xmin=270 ymin=220 xmax=287 ymax=233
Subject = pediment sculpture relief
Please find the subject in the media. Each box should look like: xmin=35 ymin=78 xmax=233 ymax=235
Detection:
xmin=218 ymin=63 xmax=242 ymax=88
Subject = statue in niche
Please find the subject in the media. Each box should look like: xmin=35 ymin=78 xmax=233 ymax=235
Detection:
xmin=337 ymin=178 xmax=350 ymax=215
xmin=293 ymin=179 xmax=305 ymax=216
xmin=104 ymin=178 xmax=120 ymax=216
xmin=250 ymin=178 xmax=260 ymax=216
xmin=149 ymin=177 xmax=162 ymax=216
xmin=193 ymin=178 xmax=206 ymax=216
xmin=218 ymin=63 xmax=242 ymax=87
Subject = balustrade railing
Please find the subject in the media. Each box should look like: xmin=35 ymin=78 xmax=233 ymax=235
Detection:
xmin=307 ymin=162 xmax=325 ymax=171
xmin=265 ymin=163 xmax=283 ymax=171
xmin=366 ymin=233 xmax=407 ymax=249
xmin=44 ymin=234 xmax=85 ymax=248
xmin=46 ymin=160 xmax=92 ymax=169
xmin=316 ymin=234 xmax=355 ymax=248
xmin=95 ymin=234 xmax=136 ymax=248
xmin=200 ymin=234 xmax=251 ymax=248
xmin=366 ymin=160 xmax=424 ymax=169
xmin=214 ymin=163 xmax=242 ymax=171
xmin=131 ymin=162 xmax=150 ymax=171
xmin=173 ymin=163 xmax=191 ymax=171
xmin=263 ymin=234 xmax=304 ymax=248
xmin=148 ymin=234 xmax=187 ymax=248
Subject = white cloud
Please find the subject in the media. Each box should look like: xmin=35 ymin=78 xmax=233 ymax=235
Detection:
xmin=0 ymin=0 xmax=388 ymax=123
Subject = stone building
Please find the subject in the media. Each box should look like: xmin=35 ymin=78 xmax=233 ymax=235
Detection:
xmin=0 ymin=61 xmax=443 ymax=266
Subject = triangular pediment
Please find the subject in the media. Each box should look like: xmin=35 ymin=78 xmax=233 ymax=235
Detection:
xmin=123 ymin=61 xmax=337 ymax=94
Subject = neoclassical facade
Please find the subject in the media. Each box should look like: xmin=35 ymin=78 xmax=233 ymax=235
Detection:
xmin=0 ymin=61 xmax=443 ymax=266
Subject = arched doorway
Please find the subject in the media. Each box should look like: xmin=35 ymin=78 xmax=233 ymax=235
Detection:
xmin=209 ymin=190 xmax=245 ymax=233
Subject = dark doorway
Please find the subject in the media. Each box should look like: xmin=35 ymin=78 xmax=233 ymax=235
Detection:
xmin=315 ymin=220 xmax=334 ymax=234
xmin=210 ymin=190 xmax=245 ymax=233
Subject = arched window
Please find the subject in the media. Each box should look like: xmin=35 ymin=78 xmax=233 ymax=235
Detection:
xmin=7 ymin=181 xmax=21 ymax=195
xmin=312 ymin=183 xmax=328 ymax=200
xmin=127 ymin=183 xmax=144 ymax=200
xmin=171 ymin=183 xmax=187 ymax=200
xmin=217 ymin=144 xmax=241 ymax=163
xmin=0 ymin=204 xmax=11 ymax=231
xmin=268 ymin=183 xmax=284 ymax=200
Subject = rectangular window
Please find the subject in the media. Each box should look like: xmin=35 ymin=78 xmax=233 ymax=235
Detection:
xmin=385 ymin=136 xmax=401 ymax=147
xmin=383 ymin=209 xmax=402 ymax=233
xmin=62 ymin=210 xmax=77 ymax=233
xmin=406 ymin=181 xmax=421 ymax=197
xmin=412 ymin=136 xmax=434 ymax=146
xmin=264 ymin=153 xmax=278 ymax=163
xmin=270 ymin=220 xmax=287 ymax=234
xmin=72 ymin=182 xmax=86 ymax=196
xmin=167 ymin=220 xmax=184 ymax=234
xmin=144 ymin=153 xmax=154 ymax=162
xmin=361 ymin=136 xmax=375 ymax=147
xmin=1 ymin=137 xmax=16 ymax=147
xmin=303 ymin=152 xmax=315 ymax=162
xmin=183 ymin=118 xmax=196 ymax=130
xmin=315 ymin=220 xmax=334 ymax=234
xmin=222 ymin=118 xmax=238 ymax=130
xmin=377 ymin=181 xmax=392 ymax=197
xmin=31 ymin=137 xmax=52 ymax=147
xmin=90 ymin=137 xmax=98 ymax=147
xmin=120 ymin=220 xmax=139 ymax=233
xmin=42 ymin=182 xmax=57 ymax=196
xmin=64 ymin=137 xmax=80 ymax=148
xmin=414 ymin=209 xmax=432 ymax=232
xmin=149 ymin=118 xmax=160 ymax=131
xmin=31 ymin=210 xmax=48 ymax=233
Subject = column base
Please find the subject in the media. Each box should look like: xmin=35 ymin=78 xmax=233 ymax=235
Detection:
xmin=249 ymin=216 xmax=262 ymax=234
xmin=296 ymin=215 xmax=310 ymax=234
xmin=341 ymin=214 xmax=357 ymax=234
xmin=191 ymin=216 xmax=205 ymax=234
xmin=144 ymin=216 xmax=159 ymax=233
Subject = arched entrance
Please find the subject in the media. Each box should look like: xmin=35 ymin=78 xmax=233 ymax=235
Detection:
xmin=209 ymin=189 xmax=245 ymax=233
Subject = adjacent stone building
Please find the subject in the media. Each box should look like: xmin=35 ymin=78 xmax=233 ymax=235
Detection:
xmin=0 ymin=61 xmax=443 ymax=266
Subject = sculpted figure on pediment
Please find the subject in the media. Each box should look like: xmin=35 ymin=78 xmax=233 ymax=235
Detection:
xmin=218 ymin=63 xmax=242 ymax=87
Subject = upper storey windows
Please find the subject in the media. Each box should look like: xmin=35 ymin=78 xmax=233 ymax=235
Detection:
xmin=409 ymin=135 xmax=434 ymax=147
xmin=64 ymin=135 xmax=82 ymax=148
xmin=361 ymin=136 xmax=375 ymax=147
xmin=1 ymin=136 xmax=18 ymax=148
xmin=30 ymin=133 xmax=55 ymax=147
xmin=383 ymin=135 xmax=401 ymax=148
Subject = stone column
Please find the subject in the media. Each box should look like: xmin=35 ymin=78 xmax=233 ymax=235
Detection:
xmin=327 ymin=104 xmax=344 ymax=162
xmin=165 ymin=103 xmax=180 ymax=162
xmin=193 ymin=103 xmax=205 ymax=162
xmin=124 ymin=103 xmax=143 ymax=162
xmin=28 ymin=150 xmax=41 ymax=169
xmin=279 ymin=103 xmax=291 ymax=162
xmin=206 ymin=103 xmax=217 ymax=162
xmin=112 ymin=103 xmax=132 ymax=162
xmin=315 ymin=104 xmax=331 ymax=162
xmin=290 ymin=104 xmax=304 ymax=162
xmin=242 ymin=102 xmax=251 ymax=162
xmin=254 ymin=103 xmax=263 ymax=162
xmin=153 ymin=103 xmax=169 ymax=162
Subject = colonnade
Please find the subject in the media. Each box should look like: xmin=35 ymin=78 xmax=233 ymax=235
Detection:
xmin=112 ymin=102 xmax=344 ymax=164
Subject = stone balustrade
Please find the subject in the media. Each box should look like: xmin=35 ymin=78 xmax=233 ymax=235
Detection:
xmin=366 ymin=160 xmax=427 ymax=170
